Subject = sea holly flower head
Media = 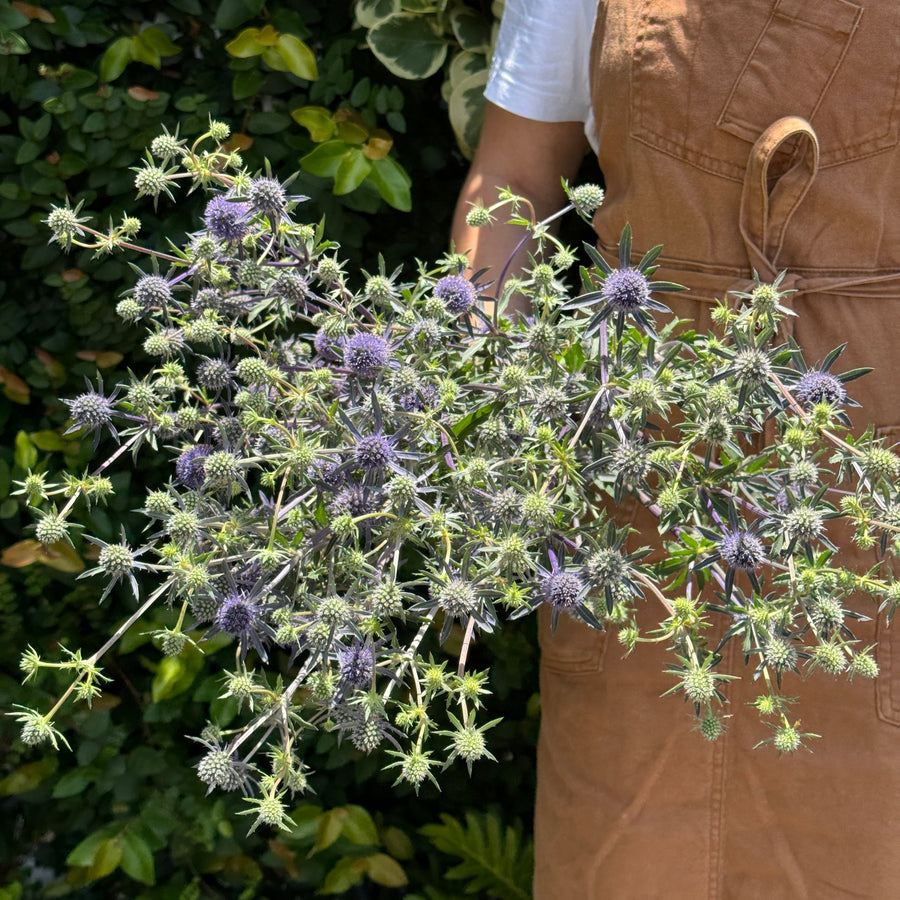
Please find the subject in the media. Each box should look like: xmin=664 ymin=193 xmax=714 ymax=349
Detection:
xmin=203 ymin=194 xmax=249 ymax=241
xmin=434 ymin=274 xmax=477 ymax=315
xmin=343 ymin=332 xmax=391 ymax=375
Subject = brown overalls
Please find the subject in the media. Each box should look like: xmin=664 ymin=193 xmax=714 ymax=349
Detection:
xmin=535 ymin=2 xmax=900 ymax=897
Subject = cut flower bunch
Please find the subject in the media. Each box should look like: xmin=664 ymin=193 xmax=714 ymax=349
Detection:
xmin=15 ymin=121 xmax=900 ymax=832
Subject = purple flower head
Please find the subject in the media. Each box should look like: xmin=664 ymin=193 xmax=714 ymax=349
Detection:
xmin=246 ymin=176 xmax=287 ymax=216
xmin=176 ymin=444 xmax=212 ymax=489
xmin=601 ymin=268 xmax=651 ymax=313
xmin=203 ymin=195 xmax=249 ymax=241
xmin=434 ymin=275 xmax=477 ymax=315
xmin=355 ymin=434 xmax=397 ymax=471
xmin=795 ymin=370 xmax=847 ymax=408
xmin=344 ymin=333 xmax=390 ymax=376
xmin=215 ymin=591 xmax=258 ymax=636
xmin=718 ymin=528 xmax=766 ymax=571
xmin=340 ymin=640 xmax=375 ymax=688
xmin=542 ymin=570 xmax=583 ymax=610
xmin=314 ymin=329 xmax=344 ymax=361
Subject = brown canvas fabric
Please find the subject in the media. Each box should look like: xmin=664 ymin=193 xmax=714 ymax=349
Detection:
xmin=534 ymin=2 xmax=900 ymax=897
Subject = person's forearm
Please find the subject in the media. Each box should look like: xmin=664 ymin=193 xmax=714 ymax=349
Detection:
xmin=451 ymin=172 xmax=556 ymax=318
xmin=449 ymin=104 xmax=588 ymax=320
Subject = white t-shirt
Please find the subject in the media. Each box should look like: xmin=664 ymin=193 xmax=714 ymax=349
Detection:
xmin=484 ymin=0 xmax=599 ymax=151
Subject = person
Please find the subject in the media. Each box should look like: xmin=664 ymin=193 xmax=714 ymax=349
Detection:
xmin=451 ymin=1 xmax=900 ymax=897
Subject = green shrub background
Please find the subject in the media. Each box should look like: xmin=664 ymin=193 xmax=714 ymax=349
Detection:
xmin=0 ymin=1 xmax=541 ymax=896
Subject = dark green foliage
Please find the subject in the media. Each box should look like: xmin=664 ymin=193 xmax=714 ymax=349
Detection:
xmin=419 ymin=812 xmax=534 ymax=900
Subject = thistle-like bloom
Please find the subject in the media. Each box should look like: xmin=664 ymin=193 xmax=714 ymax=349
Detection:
xmin=133 ymin=274 xmax=173 ymax=309
xmin=63 ymin=381 xmax=120 ymax=448
xmin=561 ymin=225 xmax=681 ymax=339
xmin=344 ymin=332 xmax=391 ymax=375
xmin=718 ymin=529 xmax=766 ymax=572
xmin=697 ymin=506 xmax=767 ymax=599
xmin=601 ymin=268 xmax=651 ymax=313
xmin=246 ymin=176 xmax=287 ymax=217
xmin=339 ymin=640 xmax=375 ymax=688
xmin=355 ymin=433 xmax=398 ymax=471
xmin=434 ymin=274 xmax=477 ymax=315
xmin=204 ymin=195 xmax=249 ymax=241
xmin=779 ymin=338 xmax=868 ymax=425
xmin=794 ymin=371 xmax=846 ymax=407
xmin=207 ymin=590 xmax=271 ymax=662
xmin=176 ymin=444 xmax=212 ymax=489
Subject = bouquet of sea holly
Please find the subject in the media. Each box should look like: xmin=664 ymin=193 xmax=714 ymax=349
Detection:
xmin=14 ymin=120 xmax=899 ymax=833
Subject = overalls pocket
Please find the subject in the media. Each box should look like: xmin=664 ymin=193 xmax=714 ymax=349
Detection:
xmin=631 ymin=0 xmax=896 ymax=178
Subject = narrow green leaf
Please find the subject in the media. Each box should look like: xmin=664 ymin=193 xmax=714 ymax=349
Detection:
xmin=367 ymin=155 xmax=411 ymax=211
xmin=119 ymin=830 xmax=155 ymax=885
xmin=100 ymin=37 xmax=133 ymax=83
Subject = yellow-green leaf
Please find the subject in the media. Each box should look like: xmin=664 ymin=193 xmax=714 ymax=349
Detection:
xmin=319 ymin=856 xmax=365 ymax=894
xmin=0 ymin=758 xmax=57 ymax=796
xmin=225 ymin=27 xmax=264 ymax=59
xmin=362 ymin=853 xmax=408 ymax=888
xmin=137 ymin=26 xmax=180 ymax=58
xmin=335 ymin=119 xmax=369 ymax=145
xmin=340 ymin=805 xmax=378 ymax=846
xmin=86 ymin=838 xmax=122 ymax=880
xmin=291 ymin=106 xmax=335 ymax=142
xmin=256 ymin=24 xmax=279 ymax=46
xmin=311 ymin=808 xmax=347 ymax=855
xmin=363 ymin=129 xmax=393 ymax=160
xmin=274 ymin=33 xmax=317 ymax=80
xmin=151 ymin=648 xmax=203 ymax=702
xmin=14 ymin=430 xmax=37 ymax=470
